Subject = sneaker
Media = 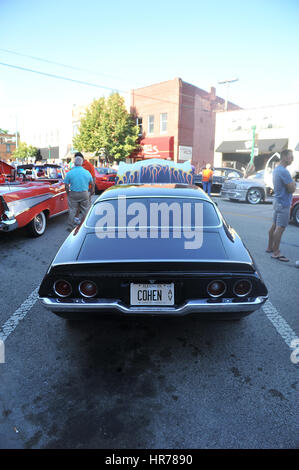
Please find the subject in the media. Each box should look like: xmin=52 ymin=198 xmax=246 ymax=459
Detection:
xmin=73 ymin=217 xmax=80 ymax=225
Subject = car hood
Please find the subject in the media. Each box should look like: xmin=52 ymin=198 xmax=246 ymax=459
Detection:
xmin=223 ymin=177 xmax=265 ymax=187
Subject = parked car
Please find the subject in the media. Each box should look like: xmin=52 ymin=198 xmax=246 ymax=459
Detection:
xmin=94 ymin=167 xmax=117 ymax=193
xmin=193 ymin=167 xmax=243 ymax=193
xmin=39 ymin=182 xmax=268 ymax=321
xmin=0 ymin=163 xmax=68 ymax=237
xmin=220 ymin=169 xmax=274 ymax=204
xmin=290 ymin=193 xmax=299 ymax=226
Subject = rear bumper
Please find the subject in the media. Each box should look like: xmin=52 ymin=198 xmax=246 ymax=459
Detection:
xmin=0 ymin=217 xmax=18 ymax=232
xmin=40 ymin=296 xmax=268 ymax=317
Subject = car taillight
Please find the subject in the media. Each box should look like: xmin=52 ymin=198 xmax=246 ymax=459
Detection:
xmin=233 ymin=280 xmax=252 ymax=297
xmin=54 ymin=280 xmax=72 ymax=298
xmin=207 ymin=280 xmax=226 ymax=298
xmin=79 ymin=280 xmax=97 ymax=298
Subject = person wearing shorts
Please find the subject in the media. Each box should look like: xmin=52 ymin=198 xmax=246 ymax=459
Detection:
xmin=266 ymin=149 xmax=296 ymax=262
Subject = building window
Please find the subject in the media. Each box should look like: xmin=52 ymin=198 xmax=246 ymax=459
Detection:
xmin=6 ymin=144 xmax=11 ymax=153
xmin=136 ymin=117 xmax=143 ymax=137
xmin=160 ymin=113 xmax=168 ymax=133
xmin=148 ymin=115 xmax=154 ymax=134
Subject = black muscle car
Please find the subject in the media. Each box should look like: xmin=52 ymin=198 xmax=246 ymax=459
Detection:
xmin=39 ymin=184 xmax=268 ymax=320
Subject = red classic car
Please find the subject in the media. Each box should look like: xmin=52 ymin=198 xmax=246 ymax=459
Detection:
xmin=95 ymin=167 xmax=117 ymax=193
xmin=291 ymin=193 xmax=299 ymax=226
xmin=0 ymin=161 xmax=68 ymax=237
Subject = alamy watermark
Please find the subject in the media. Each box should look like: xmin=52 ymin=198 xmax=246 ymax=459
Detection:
xmin=0 ymin=339 xmax=5 ymax=363
xmin=93 ymin=196 xmax=204 ymax=249
xmin=290 ymin=338 xmax=299 ymax=364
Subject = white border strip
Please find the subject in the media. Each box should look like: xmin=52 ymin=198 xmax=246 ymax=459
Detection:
xmin=262 ymin=300 xmax=298 ymax=348
xmin=0 ymin=287 xmax=39 ymax=343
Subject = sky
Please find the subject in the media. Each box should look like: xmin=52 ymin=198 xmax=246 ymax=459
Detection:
xmin=0 ymin=0 xmax=298 ymax=135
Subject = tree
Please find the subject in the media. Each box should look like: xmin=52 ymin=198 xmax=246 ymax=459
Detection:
xmin=73 ymin=93 xmax=140 ymax=164
xmin=0 ymin=128 xmax=9 ymax=134
xmin=12 ymin=142 xmax=38 ymax=160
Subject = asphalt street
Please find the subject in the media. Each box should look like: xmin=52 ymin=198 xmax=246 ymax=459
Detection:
xmin=0 ymin=195 xmax=298 ymax=449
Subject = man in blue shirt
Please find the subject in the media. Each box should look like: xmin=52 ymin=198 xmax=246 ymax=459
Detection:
xmin=64 ymin=155 xmax=95 ymax=231
xmin=266 ymin=149 xmax=296 ymax=261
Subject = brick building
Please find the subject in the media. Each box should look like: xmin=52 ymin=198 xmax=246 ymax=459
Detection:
xmin=0 ymin=132 xmax=18 ymax=161
xmin=130 ymin=78 xmax=240 ymax=171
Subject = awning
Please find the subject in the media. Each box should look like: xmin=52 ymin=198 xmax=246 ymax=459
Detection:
xmin=134 ymin=136 xmax=174 ymax=160
xmin=216 ymin=138 xmax=288 ymax=154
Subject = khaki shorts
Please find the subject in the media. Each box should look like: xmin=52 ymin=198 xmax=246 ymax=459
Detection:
xmin=273 ymin=200 xmax=290 ymax=228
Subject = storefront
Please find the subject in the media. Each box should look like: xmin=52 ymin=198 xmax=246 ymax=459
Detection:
xmin=131 ymin=136 xmax=174 ymax=161
xmin=216 ymin=138 xmax=288 ymax=171
xmin=214 ymin=104 xmax=299 ymax=173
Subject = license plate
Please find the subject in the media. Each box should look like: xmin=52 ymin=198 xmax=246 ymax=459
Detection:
xmin=130 ymin=283 xmax=174 ymax=306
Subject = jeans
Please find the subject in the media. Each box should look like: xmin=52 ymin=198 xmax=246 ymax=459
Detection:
xmin=203 ymin=181 xmax=212 ymax=196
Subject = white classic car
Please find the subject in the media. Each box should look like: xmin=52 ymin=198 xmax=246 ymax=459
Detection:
xmin=220 ymin=169 xmax=274 ymax=204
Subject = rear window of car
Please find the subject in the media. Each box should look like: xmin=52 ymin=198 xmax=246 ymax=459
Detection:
xmin=86 ymin=197 xmax=221 ymax=228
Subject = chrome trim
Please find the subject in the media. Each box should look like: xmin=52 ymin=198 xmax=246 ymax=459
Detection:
xmin=0 ymin=217 xmax=18 ymax=231
xmin=40 ymin=296 xmax=268 ymax=316
xmin=49 ymin=209 xmax=69 ymax=218
xmin=78 ymin=280 xmax=98 ymax=298
xmin=51 ymin=259 xmax=254 ymax=267
xmin=53 ymin=280 xmax=72 ymax=298
xmin=233 ymin=279 xmax=252 ymax=298
xmin=207 ymin=280 xmax=227 ymax=298
xmin=7 ymin=194 xmax=52 ymax=217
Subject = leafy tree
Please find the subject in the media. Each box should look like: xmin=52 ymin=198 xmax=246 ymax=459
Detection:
xmin=73 ymin=93 xmax=140 ymax=164
xmin=0 ymin=128 xmax=9 ymax=134
xmin=12 ymin=142 xmax=38 ymax=160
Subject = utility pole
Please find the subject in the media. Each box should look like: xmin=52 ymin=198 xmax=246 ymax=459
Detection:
xmin=15 ymin=116 xmax=18 ymax=149
xmin=218 ymin=78 xmax=239 ymax=111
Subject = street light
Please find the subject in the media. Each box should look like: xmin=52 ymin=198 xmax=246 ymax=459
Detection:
xmin=218 ymin=78 xmax=239 ymax=111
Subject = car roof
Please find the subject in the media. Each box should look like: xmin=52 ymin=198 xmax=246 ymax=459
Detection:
xmin=97 ymin=183 xmax=211 ymax=201
xmin=215 ymin=167 xmax=242 ymax=172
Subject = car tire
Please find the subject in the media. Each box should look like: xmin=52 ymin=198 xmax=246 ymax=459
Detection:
xmin=246 ymin=188 xmax=263 ymax=204
xmin=27 ymin=211 xmax=47 ymax=237
xmin=292 ymin=204 xmax=299 ymax=226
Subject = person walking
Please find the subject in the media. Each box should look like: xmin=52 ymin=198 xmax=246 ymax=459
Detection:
xmin=64 ymin=155 xmax=95 ymax=232
xmin=266 ymin=149 xmax=296 ymax=262
xmin=74 ymin=152 xmax=96 ymax=204
xmin=202 ymin=163 xmax=214 ymax=196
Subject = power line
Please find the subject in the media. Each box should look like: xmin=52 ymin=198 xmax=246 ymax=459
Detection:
xmin=0 ymin=61 xmax=117 ymax=92
xmin=0 ymin=47 xmax=136 ymax=83
xmin=0 ymin=61 xmax=217 ymax=112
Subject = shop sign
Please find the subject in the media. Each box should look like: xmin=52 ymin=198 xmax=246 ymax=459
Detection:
xmin=179 ymin=146 xmax=192 ymax=161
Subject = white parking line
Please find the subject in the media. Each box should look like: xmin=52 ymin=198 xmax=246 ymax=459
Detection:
xmin=262 ymin=300 xmax=299 ymax=348
xmin=0 ymin=287 xmax=39 ymax=343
